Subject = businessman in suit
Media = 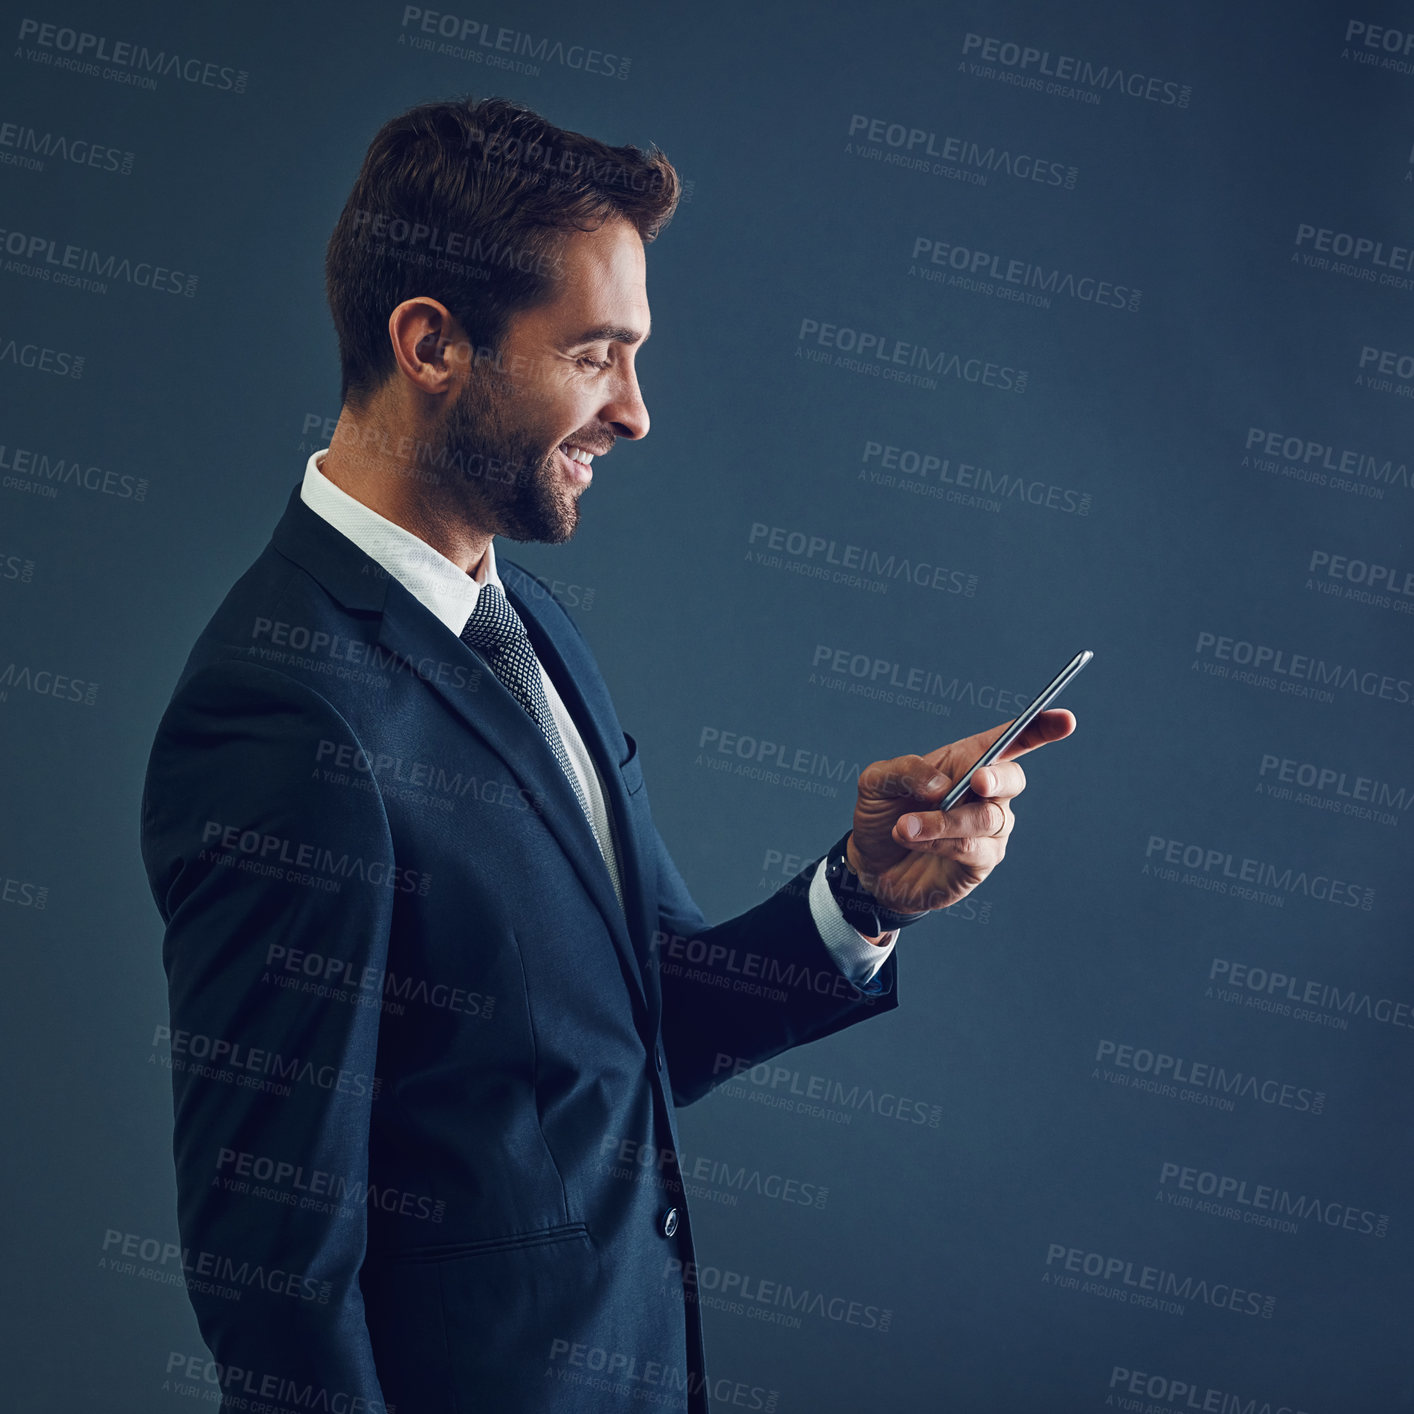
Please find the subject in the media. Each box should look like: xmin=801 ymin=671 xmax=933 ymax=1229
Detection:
xmin=140 ymin=96 xmax=1073 ymax=1412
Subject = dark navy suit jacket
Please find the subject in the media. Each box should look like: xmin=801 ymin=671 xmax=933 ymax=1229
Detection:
xmin=140 ymin=484 xmax=898 ymax=1412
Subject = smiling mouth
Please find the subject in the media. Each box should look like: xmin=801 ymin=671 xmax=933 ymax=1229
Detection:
xmin=557 ymin=442 xmax=596 ymax=485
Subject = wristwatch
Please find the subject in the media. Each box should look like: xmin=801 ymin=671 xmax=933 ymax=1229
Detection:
xmin=823 ymin=832 xmax=931 ymax=936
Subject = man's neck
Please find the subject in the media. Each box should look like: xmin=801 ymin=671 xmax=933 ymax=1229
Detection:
xmin=320 ymin=410 xmax=492 ymax=576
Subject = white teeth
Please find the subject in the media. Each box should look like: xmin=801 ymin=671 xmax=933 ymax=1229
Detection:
xmin=563 ymin=445 xmax=593 ymax=465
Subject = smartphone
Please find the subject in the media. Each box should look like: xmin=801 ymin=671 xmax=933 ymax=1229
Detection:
xmin=937 ymin=650 xmax=1093 ymax=811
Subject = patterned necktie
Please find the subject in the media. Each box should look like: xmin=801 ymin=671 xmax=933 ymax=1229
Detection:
xmin=460 ymin=582 xmax=596 ymax=837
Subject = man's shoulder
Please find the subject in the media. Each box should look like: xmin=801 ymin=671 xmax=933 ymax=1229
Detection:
xmin=163 ymin=540 xmax=390 ymax=735
xmin=177 ymin=545 xmax=325 ymax=682
xmin=174 ymin=485 xmax=397 ymax=691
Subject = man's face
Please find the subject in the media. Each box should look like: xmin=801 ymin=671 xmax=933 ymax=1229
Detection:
xmin=440 ymin=216 xmax=651 ymax=544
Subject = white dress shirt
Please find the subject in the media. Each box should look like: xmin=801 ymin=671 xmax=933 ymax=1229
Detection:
xmin=299 ymin=450 xmax=896 ymax=987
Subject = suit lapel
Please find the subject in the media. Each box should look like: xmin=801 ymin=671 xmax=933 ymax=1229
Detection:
xmin=377 ymin=585 xmax=650 ymax=1014
xmin=502 ymin=574 xmax=660 ymax=1013
xmin=269 ymin=485 xmax=651 ymax=1019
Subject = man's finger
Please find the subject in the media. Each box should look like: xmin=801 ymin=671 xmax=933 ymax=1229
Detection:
xmin=896 ymin=800 xmax=1009 ymax=844
xmin=995 ymin=708 xmax=1076 ymax=762
xmin=857 ymin=753 xmax=950 ymax=803
xmin=970 ymin=760 xmax=1026 ymax=800
xmin=924 ymin=708 xmax=1076 ymax=773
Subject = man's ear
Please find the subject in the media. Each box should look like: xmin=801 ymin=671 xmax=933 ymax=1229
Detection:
xmin=389 ymin=298 xmax=458 ymax=395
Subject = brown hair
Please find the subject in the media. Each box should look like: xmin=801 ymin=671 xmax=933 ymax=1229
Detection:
xmin=325 ymin=95 xmax=680 ymax=408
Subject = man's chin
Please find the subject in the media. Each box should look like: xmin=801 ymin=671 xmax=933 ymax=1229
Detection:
xmin=497 ymin=497 xmax=580 ymax=546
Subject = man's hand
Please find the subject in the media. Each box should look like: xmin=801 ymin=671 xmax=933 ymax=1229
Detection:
xmin=845 ymin=709 xmax=1076 ymax=917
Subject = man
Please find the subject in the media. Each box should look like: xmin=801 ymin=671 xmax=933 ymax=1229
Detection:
xmin=140 ymin=96 xmax=1073 ymax=1413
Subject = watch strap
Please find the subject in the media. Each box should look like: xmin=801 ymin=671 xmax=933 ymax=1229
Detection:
xmin=823 ymin=832 xmax=931 ymax=934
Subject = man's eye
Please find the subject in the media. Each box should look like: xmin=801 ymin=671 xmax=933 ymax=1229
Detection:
xmin=576 ymin=355 xmax=612 ymax=370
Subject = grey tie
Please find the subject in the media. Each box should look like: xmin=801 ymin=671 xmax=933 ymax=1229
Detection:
xmin=460 ymin=582 xmax=596 ymax=836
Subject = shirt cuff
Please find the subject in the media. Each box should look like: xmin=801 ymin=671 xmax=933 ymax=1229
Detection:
xmin=808 ymin=855 xmax=898 ymax=987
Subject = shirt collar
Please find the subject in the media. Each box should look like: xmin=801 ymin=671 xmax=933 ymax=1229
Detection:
xmin=300 ymin=448 xmax=499 ymax=637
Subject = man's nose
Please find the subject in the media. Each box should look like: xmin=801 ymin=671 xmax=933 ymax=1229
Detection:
xmin=603 ymin=365 xmax=649 ymax=441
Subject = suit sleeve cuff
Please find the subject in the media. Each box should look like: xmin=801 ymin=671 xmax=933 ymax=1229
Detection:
xmin=808 ymin=856 xmax=897 ymax=988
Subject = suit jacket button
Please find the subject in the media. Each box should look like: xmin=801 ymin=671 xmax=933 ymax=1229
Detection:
xmin=661 ymin=1207 xmax=679 ymax=1238
xmin=654 ymin=1045 xmax=664 ymax=1073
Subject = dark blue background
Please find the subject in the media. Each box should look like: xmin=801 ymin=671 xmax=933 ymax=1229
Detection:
xmin=2 ymin=1 xmax=1410 ymax=1409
